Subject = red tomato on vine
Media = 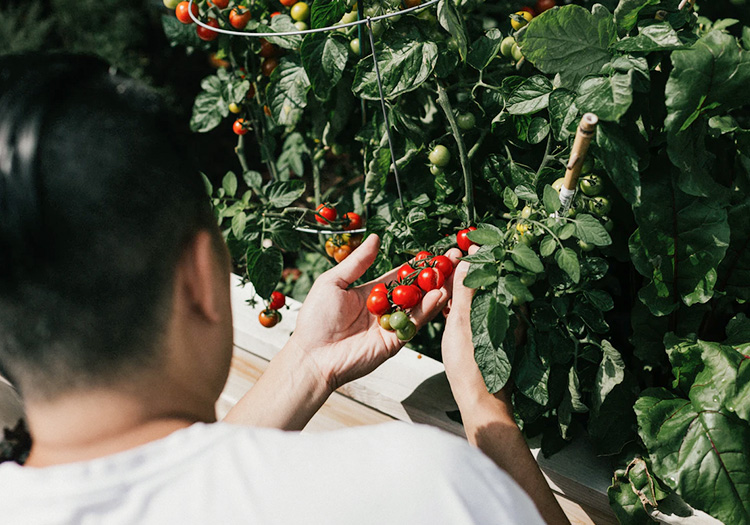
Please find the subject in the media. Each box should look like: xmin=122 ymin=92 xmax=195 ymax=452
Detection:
xmin=229 ymin=6 xmax=252 ymax=29
xmin=233 ymin=119 xmax=248 ymax=135
xmin=344 ymin=212 xmax=362 ymax=230
xmin=175 ymin=1 xmax=198 ymax=23
xmin=196 ymin=18 xmax=220 ymax=41
xmin=258 ymin=309 xmax=280 ymax=328
xmin=269 ymin=291 xmax=285 ymax=310
xmin=315 ymin=204 xmax=337 ymax=224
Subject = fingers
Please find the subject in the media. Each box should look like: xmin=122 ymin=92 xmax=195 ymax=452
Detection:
xmin=409 ymin=288 xmax=450 ymax=328
xmin=324 ymin=234 xmax=380 ymax=288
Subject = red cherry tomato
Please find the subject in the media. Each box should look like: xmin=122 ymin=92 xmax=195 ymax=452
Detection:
xmin=258 ymin=309 xmax=280 ymax=328
xmin=208 ymin=0 xmax=229 ymax=8
xmin=535 ymin=0 xmax=556 ymax=13
xmin=397 ymin=263 xmax=415 ymax=281
xmin=520 ymin=6 xmax=536 ymax=16
xmin=392 ymin=285 xmax=421 ymax=309
xmin=280 ymin=0 xmax=298 ymax=6
xmin=315 ymin=204 xmax=337 ymax=224
xmin=233 ymin=119 xmax=248 ymax=135
xmin=259 ymin=38 xmax=278 ymax=58
xmin=269 ymin=291 xmax=285 ymax=310
xmin=414 ymin=251 xmax=432 ymax=267
xmin=456 ymin=226 xmax=477 ymax=252
xmin=270 ymin=11 xmax=281 ymax=17
xmin=261 ymin=57 xmax=279 ymax=77
xmin=344 ymin=212 xmax=362 ymax=230
xmin=333 ymin=244 xmax=352 ymax=263
xmin=367 ymin=292 xmax=391 ymax=316
xmin=175 ymin=1 xmax=198 ymax=23
xmin=229 ymin=5 xmax=252 ymax=29
xmin=196 ymin=18 xmax=220 ymax=41
xmin=371 ymin=283 xmax=388 ymax=296
xmin=417 ymin=267 xmax=445 ymax=292
xmin=431 ymin=255 xmax=454 ymax=278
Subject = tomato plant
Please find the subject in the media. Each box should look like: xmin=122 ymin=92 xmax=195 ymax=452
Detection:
xmin=174 ymin=1 xmax=198 ymax=24
xmin=229 ymin=6 xmax=252 ymax=29
xmin=196 ymin=18 xmax=220 ymax=41
xmin=269 ymin=291 xmax=286 ymax=310
xmin=166 ymin=2 xmax=750 ymax=521
xmin=258 ymin=309 xmax=280 ymax=328
xmin=315 ymin=203 xmax=337 ymax=224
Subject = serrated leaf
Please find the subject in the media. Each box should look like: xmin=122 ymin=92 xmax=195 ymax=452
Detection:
xmin=264 ymin=180 xmax=306 ymax=208
xmin=267 ymin=56 xmax=311 ymax=127
xmin=527 ymin=117 xmax=550 ymax=144
xmin=539 ymin=235 xmax=556 ymax=257
xmin=462 ymin=245 xmax=498 ymax=264
xmin=190 ymin=75 xmax=226 ymax=133
xmin=265 ymin=15 xmax=303 ymax=49
xmin=613 ymin=0 xmax=659 ymax=34
xmin=464 ymin=264 xmax=499 ymax=288
xmin=594 ymin=340 xmax=625 ymax=412
xmin=467 ymin=28 xmax=503 ymax=70
xmin=516 ymin=5 xmax=616 ymax=88
xmin=300 ymin=33 xmax=348 ymax=100
xmin=596 ymin=121 xmax=642 ymax=205
xmin=515 ymin=184 xmax=539 ymax=203
xmin=467 ymin=227 xmax=503 ymax=246
xmin=310 ymin=0 xmax=346 ymax=29
xmin=437 ymin=0 xmax=468 ymax=61
xmin=503 ymin=186 xmax=519 ymax=210
xmin=574 ymin=214 xmax=612 ymax=246
xmin=556 ymin=247 xmax=580 ymax=283
xmin=352 ymin=27 xmax=438 ymax=100
xmin=472 ymin=291 xmax=512 ymax=393
xmin=543 ymin=184 xmax=560 ymax=214
xmin=507 ymin=76 xmax=553 ymax=115
xmin=614 ymin=23 xmax=685 ymax=52
xmin=548 ymin=89 xmax=578 ymax=141
xmin=511 ymin=244 xmax=544 ymax=273
xmin=246 ymin=245 xmax=284 ymax=300
xmin=514 ymin=330 xmax=550 ymax=406
xmin=243 ymin=170 xmax=262 ymax=191
xmin=575 ymin=72 xmax=633 ymax=122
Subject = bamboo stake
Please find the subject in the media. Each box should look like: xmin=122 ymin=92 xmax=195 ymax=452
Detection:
xmin=557 ymin=113 xmax=598 ymax=217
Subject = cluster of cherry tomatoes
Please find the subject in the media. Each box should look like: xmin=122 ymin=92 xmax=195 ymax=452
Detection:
xmin=366 ymin=252 xmax=455 ymax=341
xmin=258 ymin=290 xmax=286 ymax=328
xmin=167 ymin=0 xmax=310 ymax=44
xmin=325 ymin=233 xmax=363 ymax=263
xmin=316 ymin=204 xmax=364 ymax=263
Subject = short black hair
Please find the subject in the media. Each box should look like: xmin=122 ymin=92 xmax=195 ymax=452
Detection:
xmin=0 ymin=53 xmax=217 ymax=400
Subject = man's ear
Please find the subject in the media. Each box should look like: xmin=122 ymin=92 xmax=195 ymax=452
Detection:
xmin=175 ymin=230 xmax=224 ymax=323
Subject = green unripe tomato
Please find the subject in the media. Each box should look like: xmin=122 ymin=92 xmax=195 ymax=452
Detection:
xmin=588 ymin=196 xmax=612 ymax=217
xmin=388 ymin=311 xmax=409 ymax=331
xmin=290 ymin=2 xmax=310 ymax=21
xmin=429 ymin=145 xmax=451 ymax=167
xmin=500 ymin=36 xmax=516 ymax=58
xmin=370 ymin=20 xmax=384 ymax=37
xmin=350 ymin=38 xmax=360 ymax=55
xmin=579 ymin=174 xmax=604 ymax=196
xmin=396 ymin=321 xmax=417 ymax=341
xmin=456 ymin=113 xmax=476 ymax=130
xmin=163 ymin=0 xmax=181 ymax=8
xmin=295 ymin=21 xmax=309 ymax=31
xmin=379 ymin=314 xmax=395 ymax=331
xmin=228 ymin=102 xmax=242 ymax=114
xmin=340 ymin=11 xmax=358 ymax=24
xmin=511 ymin=43 xmax=523 ymax=62
xmin=578 ymin=239 xmax=595 ymax=252
xmin=552 ymin=177 xmax=566 ymax=192
xmin=430 ymin=164 xmax=443 ymax=176
xmin=521 ymin=205 xmax=533 ymax=219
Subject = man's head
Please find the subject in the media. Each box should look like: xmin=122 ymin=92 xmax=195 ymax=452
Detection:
xmin=0 ymin=54 xmax=231 ymax=403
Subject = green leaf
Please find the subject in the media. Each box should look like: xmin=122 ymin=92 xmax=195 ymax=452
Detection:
xmin=573 ymin=214 xmax=612 ymax=246
xmin=464 ymin=264 xmax=499 ymax=288
xmin=630 ymin=175 xmax=729 ymax=315
xmin=310 ymin=0 xmax=346 ymax=29
xmin=555 ymin=247 xmax=580 ymax=283
xmin=515 ymin=184 xmax=539 ymax=203
xmin=190 ymin=75 xmax=226 ymax=133
xmin=511 ymin=244 xmax=544 ymax=274
xmin=557 ymin=223 xmax=575 ymax=240
xmin=575 ymin=72 xmax=633 ymax=122
xmin=516 ymin=5 xmax=616 ymax=88
xmin=487 ymin=299 xmax=509 ymax=349
xmin=613 ymin=0 xmax=659 ymax=34
xmin=231 ymin=211 xmax=247 ymax=239
xmin=718 ymin=200 xmax=750 ymax=301
xmin=514 ymin=331 xmax=550 ymax=406
xmin=595 ymin=121 xmax=642 ymax=205
xmin=665 ymin=31 xmax=750 ymax=136
xmin=467 ymin=226 xmax=503 ymax=246
xmin=265 ymin=15 xmax=303 ymax=49
xmin=667 ymin=119 xmax=722 ymax=198
xmin=246 ymin=245 xmax=284 ymax=300
xmin=589 ymin=375 xmax=637 ymax=455
xmin=267 ymin=56 xmax=311 ymax=127
xmin=539 ymin=235 xmax=556 ymax=258
xmin=593 ymin=340 xmax=625 ymax=412
xmin=201 ymin=173 xmax=213 ymax=196
xmin=548 ymin=89 xmax=578 ymax=141
xmin=503 ymin=274 xmax=534 ymax=304
xmin=352 ymin=27 xmax=438 ymax=100
xmin=462 ymin=245 xmax=499 ymax=264
xmin=437 ymin=0 xmax=468 ymax=61
xmin=243 ymin=170 xmax=263 ymax=191
xmin=614 ymin=23 xmax=685 ymax=52
xmin=300 ymin=33 xmax=349 ymax=100
xmin=503 ymin=186 xmax=519 ymax=210
xmin=467 ymin=28 xmax=503 ymax=70
xmin=542 ymin=184 xmax=560 ymax=214
xmin=472 ymin=291 xmax=512 ymax=393
xmin=507 ymin=76 xmax=553 ymax=115
xmin=526 ymin=117 xmax=550 ymax=144
xmin=222 ymin=171 xmax=238 ymax=198
xmin=264 ymin=180 xmax=306 ymax=208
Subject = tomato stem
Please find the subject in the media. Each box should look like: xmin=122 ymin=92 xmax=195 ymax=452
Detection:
xmin=436 ymin=81 xmax=475 ymax=224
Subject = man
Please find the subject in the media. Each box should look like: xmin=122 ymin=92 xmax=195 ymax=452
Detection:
xmin=0 ymin=54 xmax=567 ymax=524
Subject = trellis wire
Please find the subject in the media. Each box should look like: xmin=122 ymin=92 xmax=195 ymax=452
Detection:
xmin=187 ymin=0 xmax=434 ymax=231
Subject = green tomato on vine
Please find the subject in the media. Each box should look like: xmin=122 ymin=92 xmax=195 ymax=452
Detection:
xmin=579 ymin=174 xmax=604 ymax=196
xmin=456 ymin=113 xmax=476 ymax=130
xmin=500 ymin=36 xmax=516 ymax=58
xmin=291 ymin=2 xmax=310 ymax=21
xmin=429 ymin=145 xmax=451 ymax=167
xmin=588 ymin=196 xmax=612 ymax=217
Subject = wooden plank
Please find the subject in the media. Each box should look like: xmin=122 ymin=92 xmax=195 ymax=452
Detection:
xmin=228 ymin=274 xmax=618 ymax=521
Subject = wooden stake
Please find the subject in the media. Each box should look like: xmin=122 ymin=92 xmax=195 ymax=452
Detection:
xmin=557 ymin=113 xmax=598 ymax=216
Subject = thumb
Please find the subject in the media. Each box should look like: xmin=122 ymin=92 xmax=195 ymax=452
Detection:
xmin=325 ymin=234 xmax=380 ymax=287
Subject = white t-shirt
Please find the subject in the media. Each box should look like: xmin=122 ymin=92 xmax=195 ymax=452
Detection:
xmin=0 ymin=421 xmax=545 ymax=524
